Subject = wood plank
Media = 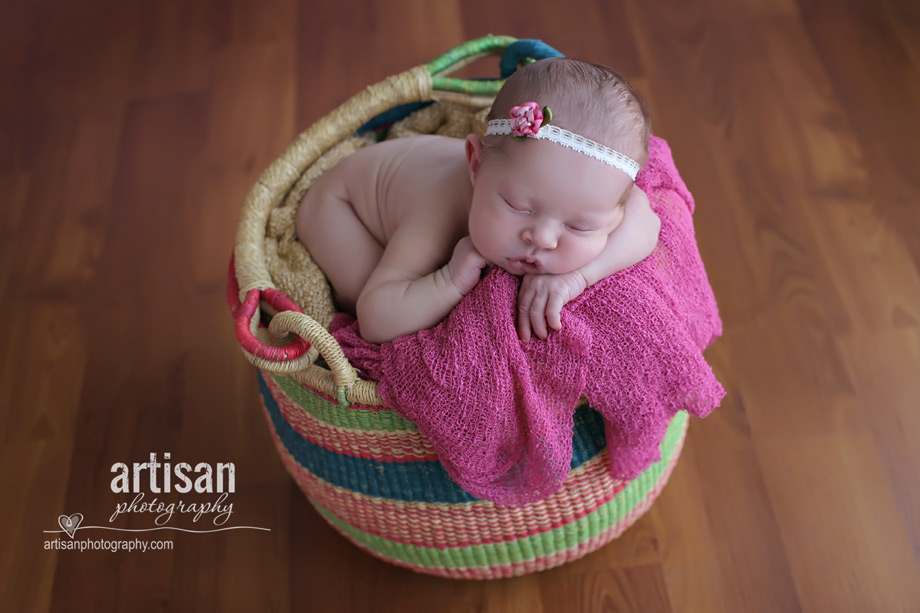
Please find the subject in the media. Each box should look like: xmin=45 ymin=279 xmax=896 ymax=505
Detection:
xmin=48 ymin=91 xmax=209 ymax=611
xmin=759 ymin=432 xmax=920 ymax=609
xmin=838 ymin=330 xmax=920 ymax=557
xmin=652 ymin=453 xmax=729 ymax=611
xmin=0 ymin=172 xmax=30 ymax=302
xmin=0 ymin=298 xmax=86 ymax=610
xmin=880 ymin=0 xmax=920 ymax=75
xmin=797 ymin=0 xmax=920 ymax=268
xmin=669 ymin=448 xmax=802 ymax=611
xmin=539 ymin=565 xmax=673 ymax=612
xmin=22 ymin=0 xmax=141 ymax=108
xmin=129 ymin=0 xmax=223 ymax=98
xmin=460 ymin=0 xmax=645 ymax=78
xmin=194 ymin=40 xmax=297 ymax=286
xmin=0 ymin=440 xmax=75 ymax=613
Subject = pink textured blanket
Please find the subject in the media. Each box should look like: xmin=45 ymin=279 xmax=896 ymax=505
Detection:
xmin=330 ymin=136 xmax=724 ymax=505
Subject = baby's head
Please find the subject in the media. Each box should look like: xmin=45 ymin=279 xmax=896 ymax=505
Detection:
xmin=465 ymin=58 xmax=650 ymax=276
xmin=484 ymin=57 xmax=650 ymax=170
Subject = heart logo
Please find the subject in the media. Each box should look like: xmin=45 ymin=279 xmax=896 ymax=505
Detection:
xmin=58 ymin=513 xmax=83 ymax=538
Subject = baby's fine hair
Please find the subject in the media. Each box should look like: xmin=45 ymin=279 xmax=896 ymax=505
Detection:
xmin=486 ymin=57 xmax=651 ymax=166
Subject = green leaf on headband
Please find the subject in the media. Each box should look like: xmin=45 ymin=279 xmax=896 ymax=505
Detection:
xmin=543 ymin=106 xmax=553 ymax=124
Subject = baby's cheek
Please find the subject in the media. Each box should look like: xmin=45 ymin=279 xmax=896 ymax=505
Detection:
xmin=592 ymin=235 xmax=611 ymax=260
xmin=468 ymin=230 xmax=499 ymax=265
xmin=597 ymin=232 xmax=613 ymax=252
xmin=572 ymin=235 xmax=608 ymax=269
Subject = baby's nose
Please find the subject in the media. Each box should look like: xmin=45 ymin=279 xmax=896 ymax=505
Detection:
xmin=524 ymin=223 xmax=558 ymax=250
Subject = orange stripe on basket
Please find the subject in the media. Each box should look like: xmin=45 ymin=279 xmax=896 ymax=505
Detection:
xmin=265 ymin=374 xmax=440 ymax=462
xmin=265 ymin=405 xmax=627 ymax=549
xmin=346 ymin=444 xmax=682 ymax=580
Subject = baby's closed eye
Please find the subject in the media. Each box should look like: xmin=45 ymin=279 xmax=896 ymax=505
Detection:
xmin=564 ymin=223 xmax=596 ymax=233
xmin=503 ymin=197 xmax=531 ymax=213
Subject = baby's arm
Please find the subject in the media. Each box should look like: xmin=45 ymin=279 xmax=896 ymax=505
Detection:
xmin=357 ymin=232 xmax=489 ymax=344
xmin=517 ymin=187 xmax=660 ymax=341
xmin=577 ymin=186 xmax=660 ymax=287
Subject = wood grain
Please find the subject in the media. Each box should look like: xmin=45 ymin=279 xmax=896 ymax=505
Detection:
xmin=2 ymin=0 xmax=919 ymax=610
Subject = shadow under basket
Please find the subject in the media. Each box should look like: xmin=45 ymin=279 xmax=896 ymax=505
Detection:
xmin=230 ymin=36 xmax=689 ymax=580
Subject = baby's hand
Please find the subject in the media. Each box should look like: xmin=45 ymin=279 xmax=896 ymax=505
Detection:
xmin=446 ymin=236 xmax=490 ymax=296
xmin=517 ymin=271 xmax=588 ymax=342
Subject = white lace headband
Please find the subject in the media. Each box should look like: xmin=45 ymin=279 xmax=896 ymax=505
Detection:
xmin=485 ymin=102 xmax=641 ymax=181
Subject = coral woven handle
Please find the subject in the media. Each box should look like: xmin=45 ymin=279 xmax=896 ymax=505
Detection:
xmin=227 ymin=255 xmax=311 ymax=362
xmin=227 ymin=255 xmax=358 ymax=394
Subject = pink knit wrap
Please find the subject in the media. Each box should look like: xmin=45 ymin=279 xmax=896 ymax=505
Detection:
xmin=330 ymin=136 xmax=724 ymax=505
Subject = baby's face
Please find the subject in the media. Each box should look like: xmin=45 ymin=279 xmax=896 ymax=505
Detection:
xmin=467 ymin=138 xmax=631 ymax=276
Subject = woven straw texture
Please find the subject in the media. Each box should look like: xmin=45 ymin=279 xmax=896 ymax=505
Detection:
xmin=231 ymin=37 xmax=689 ymax=579
xmin=259 ymin=371 xmax=687 ymax=579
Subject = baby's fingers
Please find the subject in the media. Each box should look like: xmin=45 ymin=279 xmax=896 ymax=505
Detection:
xmin=517 ymin=288 xmax=534 ymax=342
xmin=529 ymin=291 xmax=550 ymax=340
xmin=546 ymin=292 xmax=565 ymax=331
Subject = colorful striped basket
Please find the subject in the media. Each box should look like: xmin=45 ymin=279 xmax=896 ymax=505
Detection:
xmin=229 ymin=36 xmax=688 ymax=580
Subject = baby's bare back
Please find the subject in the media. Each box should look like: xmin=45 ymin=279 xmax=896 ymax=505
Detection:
xmin=297 ymin=135 xmax=472 ymax=312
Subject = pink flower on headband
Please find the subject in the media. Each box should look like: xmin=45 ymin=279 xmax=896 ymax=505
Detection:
xmin=509 ymin=102 xmax=544 ymax=136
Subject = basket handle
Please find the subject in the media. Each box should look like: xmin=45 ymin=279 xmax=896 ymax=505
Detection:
xmin=266 ymin=310 xmax=356 ymax=390
xmin=227 ymin=254 xmax=310 ymax=358
xmin=227 ymin=253 xmax=357 ymax=386
xmin=228 ymin=255 xmax=365 ymax=406
xmin=425 ymin=36 xmax=564 ymax=96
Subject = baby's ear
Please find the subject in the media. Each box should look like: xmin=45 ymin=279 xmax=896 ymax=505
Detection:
xmin=465 ymin=134 xmax=484 ymax=183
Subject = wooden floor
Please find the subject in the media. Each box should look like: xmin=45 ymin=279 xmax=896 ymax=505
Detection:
xmin=2 ymin=0 xmax=919 ymax=610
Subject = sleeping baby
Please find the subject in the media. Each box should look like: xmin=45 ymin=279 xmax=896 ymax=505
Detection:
xmin=296 ymin=57 xmax=660 ymax=344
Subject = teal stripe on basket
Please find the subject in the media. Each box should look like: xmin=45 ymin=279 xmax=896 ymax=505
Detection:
xmin=309 ymin=411 xmax=686 ymax=571
xmin=259 ymin=372 xmax=610 ymax=503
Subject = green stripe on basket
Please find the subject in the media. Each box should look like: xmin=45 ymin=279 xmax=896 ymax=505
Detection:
xmin=313 ymin=412 xmax=686 ymax=570
xmin=426 ymin=35 xmax=516 ymax=96
xmin=426 ymin=35 xmax=517 ymax=77
xmin=431 ymin=76 xmax=507 ymax=96
xmin=269 ymin=373 xmax=419 ymax=433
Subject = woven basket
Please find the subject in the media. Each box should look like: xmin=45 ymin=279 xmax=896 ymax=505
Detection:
xmin=229 ymin=36 xmax=688 ymax=580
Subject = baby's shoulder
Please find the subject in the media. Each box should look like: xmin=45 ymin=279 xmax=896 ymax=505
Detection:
xmin=343 ymin=135 xmax=464 ymax=187
xmin=341 ymin=135 xmax=470 ymax=240
xmin=354 ymin=134 xmax=461 ymax=161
